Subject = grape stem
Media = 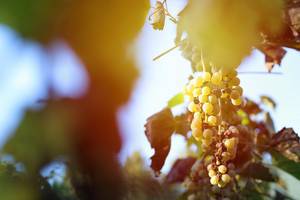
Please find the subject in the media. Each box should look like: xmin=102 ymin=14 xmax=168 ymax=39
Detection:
xmin=153 ymin=43 xmax=180 ymax=61
xmin=200 ymin=48 xmax=206 ymax=72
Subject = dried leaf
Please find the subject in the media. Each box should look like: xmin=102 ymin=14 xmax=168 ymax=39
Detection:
xmin=270 ymin=128 xmax=300 ymax=162
xmin=264 ymin=112 xmax=276 ymax=133
xmin=242 ymin=98 xmax=262 ymax=115
xmin=261 ymin=45 xmax=286 ymax=72
xmin=166 ymin=157 xmax=196 ymax=184
xmin=145 ymin=108 xmax=176 ymax=174
xmin=174 ymin=112 xmax=192 ymax=136
xmin=261 ymin=95 xmax=277 ymax=109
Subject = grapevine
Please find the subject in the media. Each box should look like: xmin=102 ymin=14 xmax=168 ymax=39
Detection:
xmin=145 ymin=0 xmax=300 ymax=199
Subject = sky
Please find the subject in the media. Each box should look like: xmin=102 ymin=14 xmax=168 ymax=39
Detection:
xmin=0 ymin=0 xmax=299 ymax=180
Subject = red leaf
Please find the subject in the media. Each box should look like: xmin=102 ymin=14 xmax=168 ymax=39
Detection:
xmin=166 ymin=157 xmax=196 ymax=183
xmin=270 ymin=128 xmax=300 ymax=162
xmin=261 ymin=44 xmax=286 ymax=72
xmin=145 ymin=108 xmax=176 ymax=174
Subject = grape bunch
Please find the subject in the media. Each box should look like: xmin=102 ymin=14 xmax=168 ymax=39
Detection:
xmin=183 ymin=69 xmax=243 ymax=187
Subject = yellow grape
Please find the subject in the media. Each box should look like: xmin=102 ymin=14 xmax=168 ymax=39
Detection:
xmin=202 ymin=86 xmax=211 ymax=96
xmin=218 ymin=165 xmax=227 ymax=174
xmin=208 ymin=169 xmax=217 ymax=178
xmin=232 ymin=86 xmax=243 ymax=95
xmin=224 ymin=138 xmax=238 ymax=151
xmin=188 ymin=102 xmax=198 ymax=112
xmin=191 ymin=117 xmax=202 ymax=130
xmin=202 ymin=103 xmax=213 ymax=114
xmin=217 ymin=181 xmax=226 ymax=188
xmin=203 ymin=129 xmax=213 ymax=139
xmin=230 ymin=90 xmax=240 ymax=99
xmin=230 ymin=77 xmax=240 ymax=86
xmin=203 ymin=72 xmax=211 ymax=82
xmin=193 ymin=88 xmax=201 ymax=97
xmin=210 ymin=175 xmax=219 ymax=185
xmin=193 ymin=112 xmax=202 ymax=119
xmin=192 ymin=128 xmax=203 ymax=140
xmin=221 ymin=174 xmax=231 ymax=184
xmin=202 ymin=137 xmax=212 ymax=146
xmin=208 ymin=95 xmax=218 ymax=104
xmin=208 ymin=115 xmax=217 ymax=126
xmin=231 ymin=97 xmax=242 ymax=106
xmin=207 ymin=163 xmax=214 ymax=171
xmin=211 ymin=72 xmax=222 ymax=85
xmin=199 ymin=94 xmax=208 ymax=103
xmin=194 ymin=76 xmax=204 ymax=87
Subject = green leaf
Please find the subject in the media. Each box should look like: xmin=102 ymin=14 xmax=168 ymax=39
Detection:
xmin=167 ymin=93 xmax=184 ymax=108
xmin=272 ymin=151 xmax=300 ymax=180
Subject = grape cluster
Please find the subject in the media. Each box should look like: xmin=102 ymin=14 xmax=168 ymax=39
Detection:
xmin=183 ymin=69 xmax=243 ymax=187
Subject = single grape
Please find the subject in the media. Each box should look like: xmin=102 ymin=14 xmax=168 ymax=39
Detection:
xmin=218 ymin=165 xmax=227 ymax=174
xmin=188 ymin=102 xmax=198 ymax=112
xmin=193 ymin=88 xmax=201 ymax=97
xmin=202 ymin=103 xmax=213 ymax=114
xmin=202 ymin=86 xmax=211 ymax=96
xmin=208 ymin=115 xmax=217 ymax=126
xmin=232 ymin=85 xmax=243 ymax=95
xmin=203 ymin=72 xmax=211 ymax=82
xmin=231 ymin=97 xmax=242 ymax=106
xmin=221 ymin=174 xmax=231 ymax=183
xmin=230 ymin=77 xmax=240 ymax=86
xmin=230 ymin=90 xmax=240 ymax=99
xmin=194 ymin=76 xmax=204 ymax=87
xmin=203 ymin=129 xmax=213 ymax=139
xmin=208 ymin=95 xmax=218 ymax=104
xmin=199 ymin=94 xmax=208 ymax=103
xmin=211 ymin=72 xmax=222 ymax=85
xmin=208 ymin=169 xmax=217 ymax=178
xmin=191 ymin=117 xmax=202 ymax=130
xmin=192 ymin=128 xmax=203 ymax=140
xmin=210 ymin=175 xmax=219 ymax=185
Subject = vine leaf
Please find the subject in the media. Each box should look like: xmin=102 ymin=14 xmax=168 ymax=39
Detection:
xmin=271 ymin=151 xmax=300 ymax=180
xmin=166 ymin=157 xmax=196 ymax=184
xmin=144 ymin=108 xmax=176 ymax=174
xmin=167 ymin=93 xmax=184 ymax=108
xmin=240 ymin=163 xmax=276 ymax=182
xmin=270 ymin=128 xmax=300 ymax=162
xmin=260 ymin=45 xmax=286 ymax=72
